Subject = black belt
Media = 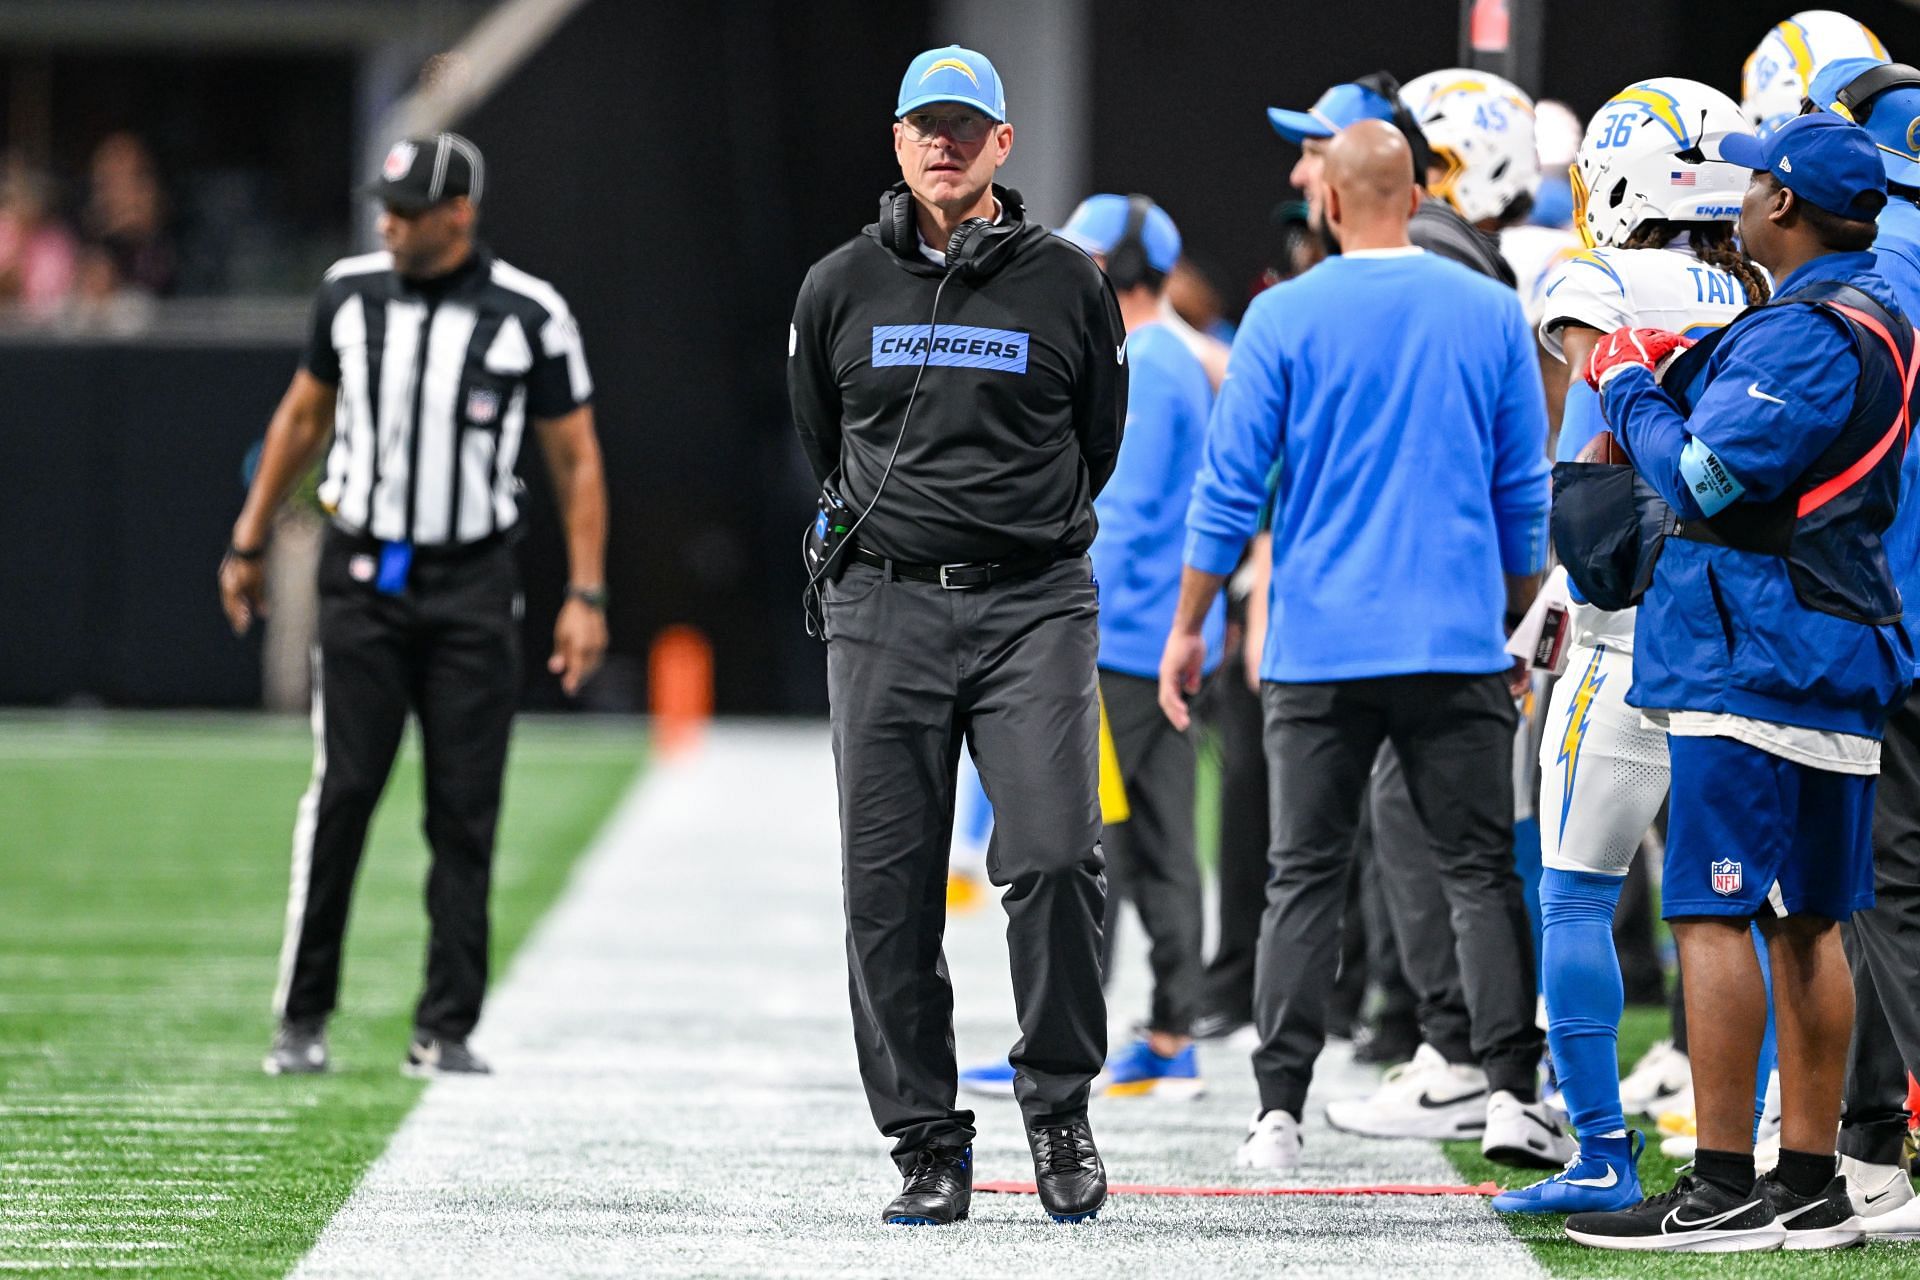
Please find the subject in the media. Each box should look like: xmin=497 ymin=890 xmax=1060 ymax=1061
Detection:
xmin=326 ymin=521 xmax=518 ymax=561
xmin=850 ymin=545 xmax=1060 ymax=589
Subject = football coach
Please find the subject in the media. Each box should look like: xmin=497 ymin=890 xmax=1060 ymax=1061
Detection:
xmin=787 ymin=45 xmax=1126 ymax=1227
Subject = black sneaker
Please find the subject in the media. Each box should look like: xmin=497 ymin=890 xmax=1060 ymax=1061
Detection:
xmin=1028 ymin=1119 xmax=1106 ymax=1223
xmin=262 ymin=1018 xmax=328 ymax=1076
xmin=403 ymin=1031 xmax=491 ymax=1078
xmin=1760 ymin=1172 xmax=1865 ymax=1251
xmin=881 ymin=1145 xmax=972 ymax=1226
xmin=1565 ymin=1174 xmax=1783 ymax=1252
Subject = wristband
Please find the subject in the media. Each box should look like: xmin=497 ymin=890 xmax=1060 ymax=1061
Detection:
xmin=227 ymin=543 xmax=267 ymax=562
xmin=566 ymin=585 xmax=608 ymax=610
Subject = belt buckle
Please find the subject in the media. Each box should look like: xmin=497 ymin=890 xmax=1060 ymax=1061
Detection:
xmin=938 ymin=563 xmax=982 ymax=590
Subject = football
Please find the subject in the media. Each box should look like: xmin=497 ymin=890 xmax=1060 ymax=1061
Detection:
xmin=1575 ymin=429 xmax=1627 ymax=465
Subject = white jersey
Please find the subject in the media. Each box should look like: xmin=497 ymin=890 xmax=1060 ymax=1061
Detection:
xmin=1500 ymin=224 xmax=1581 ymax=332
xmin=1538 ymin=244 xmax=1756 ymax=654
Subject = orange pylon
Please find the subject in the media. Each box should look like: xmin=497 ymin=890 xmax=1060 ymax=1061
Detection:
xmin=649 ymin=625 xmax=713 ymax=757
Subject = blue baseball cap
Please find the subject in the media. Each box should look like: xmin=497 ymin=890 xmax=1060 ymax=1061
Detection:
xmin=1807 ymin=56 xmax=1920 ymax=189
xmin=1267 ymin=81 xmax=1398 ymax=144
xmin=1719 ymin=110 xmax=1888 ymax=219
xmin=897 ymin=45 xmax=1006 ymax=122
xmin=1059 ymin=195 xmax=1182 ymax=274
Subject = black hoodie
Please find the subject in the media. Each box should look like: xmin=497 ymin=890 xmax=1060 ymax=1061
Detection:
xmin=788 ymin=184 xmax=1127 ymax=565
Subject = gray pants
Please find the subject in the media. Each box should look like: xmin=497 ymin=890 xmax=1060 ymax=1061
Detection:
xmin=1255 ymin=674 xmax=1541 ymax=1118
xmin=824 ymin=557 xmax=1107 ymax=1166
xmin=1841 ymin=691 xmax=1920 ymax=1166
xmin=1097 ymin=668 xmax=1202 ymax=1037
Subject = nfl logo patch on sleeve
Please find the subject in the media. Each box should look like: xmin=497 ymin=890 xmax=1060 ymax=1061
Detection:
xmin=466 ymin=387 xmax=501 ymax=425
xmin=1711 ymin=858 xmax=1743 ymax=896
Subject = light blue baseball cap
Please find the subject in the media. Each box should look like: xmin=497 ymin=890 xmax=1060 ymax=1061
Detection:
xmin=1807 ymin=56 xmax=1920 ymax=189
xmin=1267 ymin=81 xmax=1398 ymax=143
xmin=897 ymin=45 xmax=1007 ymax=122
xmin=1059 ymin=194 xmax=1182 ymax=275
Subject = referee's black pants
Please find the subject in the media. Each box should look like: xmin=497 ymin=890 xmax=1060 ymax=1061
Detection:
xmin=823 ymin=556 xmax=1107 ymax=1168
xmin=1841 ymin=691 xmax=1920 ymax=1165
xmin=273 ymin=527 xmax=521 ymax=1041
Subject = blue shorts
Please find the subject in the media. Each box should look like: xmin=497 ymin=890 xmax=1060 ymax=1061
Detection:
xmin=1663 ymin=734 xmax=1875 ymax=922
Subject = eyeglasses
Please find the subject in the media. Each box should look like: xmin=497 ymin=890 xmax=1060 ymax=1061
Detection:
xmin=900 ymin=111 xmax=994 ymax=144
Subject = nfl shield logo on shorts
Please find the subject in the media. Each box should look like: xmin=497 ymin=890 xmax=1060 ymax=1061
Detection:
xmin=1711 ymin=858 xmax=1743 ymax=896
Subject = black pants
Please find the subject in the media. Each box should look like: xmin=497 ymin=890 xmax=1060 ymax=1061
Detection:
xmin=1254 ymin=674 xmax=1541 ymax=1117
xmin=1842 ymin=691 xmax=1920 ymax=1165
xmin=1201 ymin=654 xmax=1269 ymax=1028
xmin=1097 ymin=669 xmax=1202 ymax=1037
xmin=824 ymin=557 xmax=1107 ymax=1166
xmin=273 ymin=527 xmax=520 ymax=1040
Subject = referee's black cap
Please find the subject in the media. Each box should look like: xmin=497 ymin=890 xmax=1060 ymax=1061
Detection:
xmin=361 ymin=132 xmax=486 ymax=212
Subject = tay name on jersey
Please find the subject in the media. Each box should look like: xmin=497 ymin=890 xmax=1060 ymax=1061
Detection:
xmin=1538 ymin=246 xmax=1754 ymax=359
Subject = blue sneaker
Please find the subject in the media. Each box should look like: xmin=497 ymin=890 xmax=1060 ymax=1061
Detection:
xmin=959 ymin=1059 xmax=1017 ymax=1097
xmin=1101 ymin=1037 xmax=1205 ymax=1100
xmin=1492 ymin=1131 xmax=1645 ymax=1214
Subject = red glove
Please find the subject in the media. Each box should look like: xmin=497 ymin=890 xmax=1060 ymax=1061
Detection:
xmin=1584 ymin=327 xmax=1695 ymax=392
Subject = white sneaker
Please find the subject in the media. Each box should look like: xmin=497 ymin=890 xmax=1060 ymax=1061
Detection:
xmin=1619 ymin=1039 xmax=1691 ymax=1117
xmin=1236 ymin=1108 xmax=1303 ymax=1172
xmin=1841 ymin=1155 xmax=1920 ymax=1237
xmin=1481 ymin=1089 xmax=1577 ymax=1168
xmin=1324 ymin=1043 xmax=1488 ymax=1139
xmin=1660 ymin=1132 xmax=1698 ymax=1161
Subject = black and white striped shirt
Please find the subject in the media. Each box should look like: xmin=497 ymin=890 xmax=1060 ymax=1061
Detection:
xmin=303 ymin=244 xmax=592 ymax=546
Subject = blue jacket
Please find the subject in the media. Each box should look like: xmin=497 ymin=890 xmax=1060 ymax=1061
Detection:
xmin=1089 ymin=323 xmax=1225 ymax=678
xmin=1185 ymin=249 xmax=1551 ymax=682
xmin=1873 ymin=198 xmax=1920 ymax=662
xmin=1605 ymin=252 xmax=1913 ymax=736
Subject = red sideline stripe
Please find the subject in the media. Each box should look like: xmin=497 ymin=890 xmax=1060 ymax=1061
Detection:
xmin=975 ymin=1179 xmax=1500 ymax=1198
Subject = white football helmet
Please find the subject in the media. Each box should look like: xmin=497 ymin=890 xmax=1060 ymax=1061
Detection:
xmin=1572 ymin=78 xmax=1753 ymax=249
xmin=1401 ymin=68 xmax=1529 ymax=118
xmin=1407 ymin=75 xmax=1541 ymax=225
xmin=1742 ymin=10 xmax=1890 ymax=137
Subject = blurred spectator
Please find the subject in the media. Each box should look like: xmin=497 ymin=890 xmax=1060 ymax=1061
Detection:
xmin=1165 ymin=256 xmax=1236 ymax=343
xmin=83 ymin=132 xmax=178 ymax=298
xmin=0 ymin=160 xmax=78 ymax=320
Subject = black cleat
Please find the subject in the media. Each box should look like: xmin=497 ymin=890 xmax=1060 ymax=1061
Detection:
xmin=1759 ymin=1172 xmax=1865 ymax=1251
xmin=881 ymin=1145 xmax=972 ymax=1226
xmin=1029 ymin=1118 xmax=1106 ymax=1223
xmin=1566 ymin=1173 xmax=1783 ymax=1252
xmin=402 ymin=1031 xmax=491 ymax=1078
xmin=262 ymin=1018 xmax=328 ymax=1076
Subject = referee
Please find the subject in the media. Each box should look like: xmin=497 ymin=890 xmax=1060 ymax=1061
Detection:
xmin=219 ymin=132 xmax=608 ymax=1078
xmin=787 ymin=46 xmax=1124 ymax=1226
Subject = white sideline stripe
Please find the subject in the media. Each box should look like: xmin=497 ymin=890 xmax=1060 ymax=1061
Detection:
xmin=273 ymin=649 xmax=326 ymax=1018
xmin=294 ymin=725 xmax=1542 ymax=1278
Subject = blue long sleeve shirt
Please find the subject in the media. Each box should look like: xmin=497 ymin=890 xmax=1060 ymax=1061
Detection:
xmin=1089 ymin=323 xmax=1226 ymax=678
xmin=1185 ymin=248 xmax=1552 ymax=683
xmin=1603 ymin=252 xmax=1911 ymax=735
xmin=1872 ymin=198 xmax=1920 ymax=662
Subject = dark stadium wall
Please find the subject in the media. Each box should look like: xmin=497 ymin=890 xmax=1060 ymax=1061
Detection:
xmin=460 ymin=0 xmax=930 ymax=713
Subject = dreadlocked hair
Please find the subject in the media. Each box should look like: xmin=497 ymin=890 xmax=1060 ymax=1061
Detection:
xmin=1621 ymin=220 xmax=1771 ymax=306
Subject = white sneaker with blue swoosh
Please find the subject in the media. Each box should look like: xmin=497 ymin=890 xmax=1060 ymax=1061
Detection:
xmin=1566 ymin=1173 xmax=1784 ymax=1252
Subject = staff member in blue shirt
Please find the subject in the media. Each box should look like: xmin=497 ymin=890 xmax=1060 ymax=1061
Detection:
xmin=1564 ymin=113 xmax=1914 ymax=1253
xmin=1794 ymin=56 xmax=1920 ymax=1237
xmin=1159 ymin=120 xmax=1555 ymax=1173
xmin=1062 ymin=194 xmax=1225 ymax=1097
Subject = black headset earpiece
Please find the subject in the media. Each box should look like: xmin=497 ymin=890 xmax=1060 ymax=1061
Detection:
xmin=1103 ymin=195 xmax=1155 ymax=292
xmin=1353 ymin=70 xmax=1435 ymax=182
xmin=880 ymin=181 xmax=917 ymax=257
xmin=944 ymin=217 xmax=992 ymax=270
xmin=1833 ymin=61 xmax=1920 ymax=124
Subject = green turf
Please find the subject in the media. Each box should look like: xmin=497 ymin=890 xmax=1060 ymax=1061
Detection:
xmin=1447 ymin=1004 xmax=1920 ymax=1275
xmin=0 ymin=713 xmax=641 ymax=1278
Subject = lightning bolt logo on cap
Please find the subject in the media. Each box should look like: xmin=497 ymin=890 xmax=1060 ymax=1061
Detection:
xmin=922 ymin=58 xmax=980 ymax=88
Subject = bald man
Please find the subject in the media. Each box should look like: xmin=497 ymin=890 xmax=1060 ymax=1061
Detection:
xmin=1163 ymin=120 xmax=1557 ymax=1171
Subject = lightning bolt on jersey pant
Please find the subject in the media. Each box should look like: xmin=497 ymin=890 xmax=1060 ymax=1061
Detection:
xmin=272 ymin=527 xmax=521 ymax=1040
xmin=823 ymin=556 xmax=1107 ymax=1166
xmin=1253 ymin=673 xmax=1541 ymax=1117
xmin=1537 ymin=643 xmax=1671 ymax=876
xmin=1841 ymin=691 xmax=1920 ymax=1166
